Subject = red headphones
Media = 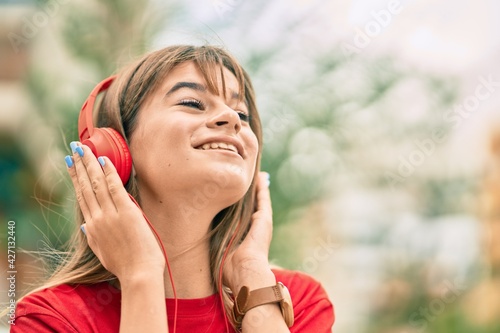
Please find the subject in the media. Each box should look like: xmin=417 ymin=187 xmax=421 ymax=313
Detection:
xmin=78 ymin=76 xmax=133 ymax=185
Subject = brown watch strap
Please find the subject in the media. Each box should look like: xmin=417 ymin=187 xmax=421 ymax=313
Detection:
xmin=234 ymin=282 xmax=294 ymax=328
xmin=234 ymin=283 xmax=284 ymax=325
xmin=242 ymin=284 xmax=283 ymax=313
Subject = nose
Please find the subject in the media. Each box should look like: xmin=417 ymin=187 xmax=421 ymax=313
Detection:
xmin=206 ymin=105 xmax=242 ymax=133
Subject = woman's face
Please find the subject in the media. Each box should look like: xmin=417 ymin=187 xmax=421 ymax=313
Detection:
xmin=129 ymin=61 xmax=259 ymax=210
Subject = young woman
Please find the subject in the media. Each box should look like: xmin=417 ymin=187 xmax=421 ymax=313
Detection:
xmin=12 ymin=45 xmax=334 ymax=332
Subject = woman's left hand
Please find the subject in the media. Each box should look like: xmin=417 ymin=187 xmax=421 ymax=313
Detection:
xmin=224 ymin=171 xmax=276 ymax=294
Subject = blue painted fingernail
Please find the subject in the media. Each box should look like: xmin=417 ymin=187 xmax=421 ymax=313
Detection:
xmin=80 ymin=225 xmax=86 ymax=235
xmin=70 ymin=141 xmax=78 ymax=153
xmin=98 ymin=156 xmax=105 ymax=166
xmin=75 ymin=146 xmax=84 ymax=157
xmin=264 ymin=172 xmax=270 ymax=186
xmin=65 ymin=155 xmax=74 ymax=168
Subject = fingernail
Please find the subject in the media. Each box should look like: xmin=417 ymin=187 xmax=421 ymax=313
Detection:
xmin=98 ymin=156 xmax=105 ymax=166
xmin=70 ymin=141 xmax=78 ymax=153
xmin=65 ymin=155 xmax=74 ymax=168
xmin=264 ymin=172 xmax=270 ymax=186
xmin=75 ymin=146 xmax=84 ymax=157
xmin=80 ymin=225 xmax=86 ymax=235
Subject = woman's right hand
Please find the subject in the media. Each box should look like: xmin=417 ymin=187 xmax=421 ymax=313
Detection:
xmin=65 ymin=143 xmax=165 ymax=282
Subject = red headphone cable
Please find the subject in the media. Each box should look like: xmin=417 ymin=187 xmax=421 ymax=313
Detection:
xmin=128 ymin=194 xmax=178 ymax=333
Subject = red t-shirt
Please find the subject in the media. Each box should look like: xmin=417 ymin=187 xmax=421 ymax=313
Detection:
xmin=11 ymin=269 xmax=334 ymax=332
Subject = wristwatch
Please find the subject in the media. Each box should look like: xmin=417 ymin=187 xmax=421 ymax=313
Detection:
xmin=234 ymin=282 xmax=294 ymax=327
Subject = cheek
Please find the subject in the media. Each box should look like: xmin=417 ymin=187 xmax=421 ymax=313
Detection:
xmin=247 ymin=132 xmax=260 ymax=161
xmin=133 ymin=113 xmax=186 ymax=150
xmin=129 ymin=119 xmax=182 ymax=173
xmin=245 ymin=134 xmax=260 ymax=175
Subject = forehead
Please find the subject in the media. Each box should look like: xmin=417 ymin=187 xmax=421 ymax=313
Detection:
xmin=160 ymin=61 xmax=241 ymax=95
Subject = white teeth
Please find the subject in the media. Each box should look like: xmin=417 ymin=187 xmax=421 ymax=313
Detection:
xmin=199 ymin=142 xmax=239 ymax=154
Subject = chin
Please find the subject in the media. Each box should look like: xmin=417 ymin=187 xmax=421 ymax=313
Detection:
xmin=218 ymin=191 xmax=247 ymax=212
xmin=202 ymin=163 xmax=251 ymax=188
xmin=205 ymin=174 xmax=252 ymax=207
xmin=215 ymin=180 xmax=249 ymax=201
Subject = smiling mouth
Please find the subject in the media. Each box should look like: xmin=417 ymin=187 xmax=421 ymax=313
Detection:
xmin=196 ymin=142 xmax=239 ymax=155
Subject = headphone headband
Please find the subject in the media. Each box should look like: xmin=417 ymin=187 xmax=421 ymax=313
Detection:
xmin=78 ymin=75 xmax=117 ymax=141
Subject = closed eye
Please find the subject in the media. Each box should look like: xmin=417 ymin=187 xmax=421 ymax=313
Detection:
xmin=178 ymin=99 xmax=205 ymax=110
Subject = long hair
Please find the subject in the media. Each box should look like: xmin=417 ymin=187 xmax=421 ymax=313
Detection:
xmin=27 ymin=45 xmax=263 ymax=328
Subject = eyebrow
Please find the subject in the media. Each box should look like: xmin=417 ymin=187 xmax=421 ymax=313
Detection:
xmin=165 ymin=81 xmax=242 ymax=100
xmin=165 ymin=81 xmax=207 ymax=96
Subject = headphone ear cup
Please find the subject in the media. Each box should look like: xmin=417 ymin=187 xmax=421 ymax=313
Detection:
xmin=81 ymin=128 xmax=132 ymax=185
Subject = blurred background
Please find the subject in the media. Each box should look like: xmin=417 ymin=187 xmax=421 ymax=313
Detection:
xmin=1 ymin=0 xmax=500 ymax=332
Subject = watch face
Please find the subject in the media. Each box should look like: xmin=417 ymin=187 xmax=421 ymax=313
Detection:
xmin=278 ymin=282 xmax=291 ymax=302
xmin=278 ymin=282 xmax=294 ymax=327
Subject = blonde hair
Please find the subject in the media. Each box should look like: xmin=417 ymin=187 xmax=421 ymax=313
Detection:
xmin=25 ymin=45 xmax=263 ymax=328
